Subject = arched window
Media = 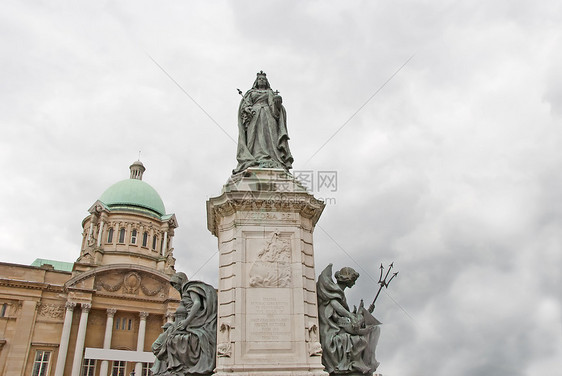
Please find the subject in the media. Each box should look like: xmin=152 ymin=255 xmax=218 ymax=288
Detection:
xmin=152 ymin=236 xmax=157 ymax=250
xmin=107 ymin=228 xmax=114 ymax=243
xmin=131 ymin=230 xmax=137 ymax=245
xmin=118 ymin=228 xmax=125 ymax=243
xmin=142 ymin=232 xmax=148 ymax=247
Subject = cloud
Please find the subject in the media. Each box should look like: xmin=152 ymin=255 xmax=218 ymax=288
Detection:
xmin=0 ymin=1 xmax=561 ymax=375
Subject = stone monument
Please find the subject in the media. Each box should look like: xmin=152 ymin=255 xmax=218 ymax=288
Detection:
xmin=207 ymin=72 xmax=328 ymax=376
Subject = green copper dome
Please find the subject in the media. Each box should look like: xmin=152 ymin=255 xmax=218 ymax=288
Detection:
xmin=98 ymin=162 xmax=165 ymax=216
xmin=99 ymin=179 xmax=166 ymax=216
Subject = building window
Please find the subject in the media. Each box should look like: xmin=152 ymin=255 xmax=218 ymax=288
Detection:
xmin=1 ymin=303 xmax=7 ymax=317
xmin=82 ymin=359 xmax=96 ymax=376
xmin=31 ymin=350 xmax=51 ymax=376
xmin=152 ymin=236 xmax=157 ymax=250
xmin=142 ymin=232 xmax=148 ymax=247
xmin=111 ymin=360 xmax=126 ymax=376
xmin=107 ymin=228 xmax=114 ymax=243
xmin=118 ymin=228 xmax=126 ymax=243
xmin=131 ymin=229 xmax=137 ymax=244
xmin=115 ymin=317 xmax=133 ymax=331
xmin=142 ymin=362 xmax=153 ymax=376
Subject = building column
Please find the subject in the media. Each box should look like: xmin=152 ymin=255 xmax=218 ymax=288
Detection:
xmin=54 ymin=301 xmax=76 ymax=376
xmin=70 ymin=303 xmax=91 ymax=376
xmin=168 ymin=234 xmax=174 ymax=250
xmin=96 ymin=220 xmax=105 ymax=247
xmin=134 ymin=312 xmax=149 ymax=375
xmin=161 ymin=231 xmax=168 ymax=256
xmin=87 ymin=222 xmax=94 ymax=244
xmin=98 ymin=308 xmax=116 ymax=376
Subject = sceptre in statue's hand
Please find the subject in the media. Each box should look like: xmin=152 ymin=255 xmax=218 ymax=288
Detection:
xmin=272 ymin=90 xmax=282 ymax=118
xmin=237 ymin=88 xmax=254 ymax=128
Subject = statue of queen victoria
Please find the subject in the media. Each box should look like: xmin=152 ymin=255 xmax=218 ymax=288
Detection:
xmin=233 ymin=71 xmax=294 ymax=174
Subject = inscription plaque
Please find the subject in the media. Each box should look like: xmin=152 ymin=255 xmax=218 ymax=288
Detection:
xmin=246 ymin=288 xmax=292 ymax=343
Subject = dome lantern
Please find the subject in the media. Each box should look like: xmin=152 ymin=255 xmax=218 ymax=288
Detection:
xmin=130 ymin=160 xmax=146 ymax=180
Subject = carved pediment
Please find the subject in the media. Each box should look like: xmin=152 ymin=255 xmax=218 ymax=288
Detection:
xmin=65 ymin=264 xmax=171 ymax=300
xmin=93 ymin=269 xmax=168 ymax=298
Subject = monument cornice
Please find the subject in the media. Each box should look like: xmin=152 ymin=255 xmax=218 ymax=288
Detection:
xmin=207 ymin=191 xmax=325 ymax=236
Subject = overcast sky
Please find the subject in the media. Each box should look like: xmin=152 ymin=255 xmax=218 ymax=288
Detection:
xmin=1 ymin=1 xmax=561 ymax=375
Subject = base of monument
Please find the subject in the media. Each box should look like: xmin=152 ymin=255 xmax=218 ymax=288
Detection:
xmin=214 ymin=365 xmax=328 ymax=376
xmin=214 ymin=371 xmax=328 ymax=376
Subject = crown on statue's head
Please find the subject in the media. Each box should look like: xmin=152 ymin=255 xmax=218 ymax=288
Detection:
xmin=257 ymin=70 xmax=267 ymax=77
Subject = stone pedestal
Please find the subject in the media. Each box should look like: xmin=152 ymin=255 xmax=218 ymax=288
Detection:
xmin=207 ymin=168 xmax=328 ymax=376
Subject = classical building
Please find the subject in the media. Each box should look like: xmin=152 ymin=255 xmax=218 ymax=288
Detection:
xmin=0 ymin=161 xmax=180 ymax=376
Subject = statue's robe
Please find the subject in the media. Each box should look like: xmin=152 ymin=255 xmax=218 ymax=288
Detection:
xmin=156 ymin=281 xmax=217 ymax=375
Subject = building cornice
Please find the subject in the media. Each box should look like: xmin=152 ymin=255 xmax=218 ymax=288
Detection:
xmin=0 ymin=278 xmax=64 ymax=292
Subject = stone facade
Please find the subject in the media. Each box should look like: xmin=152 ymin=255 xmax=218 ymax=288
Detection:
xmin=0 ymin=162 xmax=180 ymax=376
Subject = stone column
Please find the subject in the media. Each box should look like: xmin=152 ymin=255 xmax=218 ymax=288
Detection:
xmin=134 ymin=312 xmax=149 ymax=375
xmin=70 ymin=303 xmax=91 ymax=376
xmin=54 ymin=302 xmax=76 ymax=376
xmin=161 ymin=231 xmax=168 ymax=255
xmin=98 ymin=308 xmax=116 ymax=376
xmin=168 ymin=231 xmax=174 ymax=250
xmin=96 ymin=220 xmax=105 ymax=247
xmin=207 ymin=168 xmax=327 ymax=376
xmin=87 ymin=221 xmax=94 ymax=244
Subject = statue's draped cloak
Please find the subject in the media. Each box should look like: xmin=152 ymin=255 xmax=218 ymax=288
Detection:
xmin=317 ymin=264 xmax=380 ymax=375
xmin=156 ymin=280 xmax=217 ymax=375
xmin=234 ymin=88 xmax=293 ymax=174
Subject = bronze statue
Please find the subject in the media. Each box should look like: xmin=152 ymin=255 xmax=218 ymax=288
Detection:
xmin=233 ymin=71 xmax=294 ymax=174
xmin=316 ymin=264 xmax=381 ymax=375
xmin=152 ymin=272 xmax=217 ymax=376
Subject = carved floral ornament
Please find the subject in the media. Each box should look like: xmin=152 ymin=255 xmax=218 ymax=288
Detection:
xmin=37 ymin=303 xmax=65 ymax=319
xmin=94 ymin=270 xmax=166 ymax=297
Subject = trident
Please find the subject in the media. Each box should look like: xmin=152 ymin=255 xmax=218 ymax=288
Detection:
xmin=368 ymin=262 xmax=398 ymax=313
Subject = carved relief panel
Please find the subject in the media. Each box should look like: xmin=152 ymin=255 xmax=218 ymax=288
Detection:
xmin=248 ymin=231 xmax=292 ymax=288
